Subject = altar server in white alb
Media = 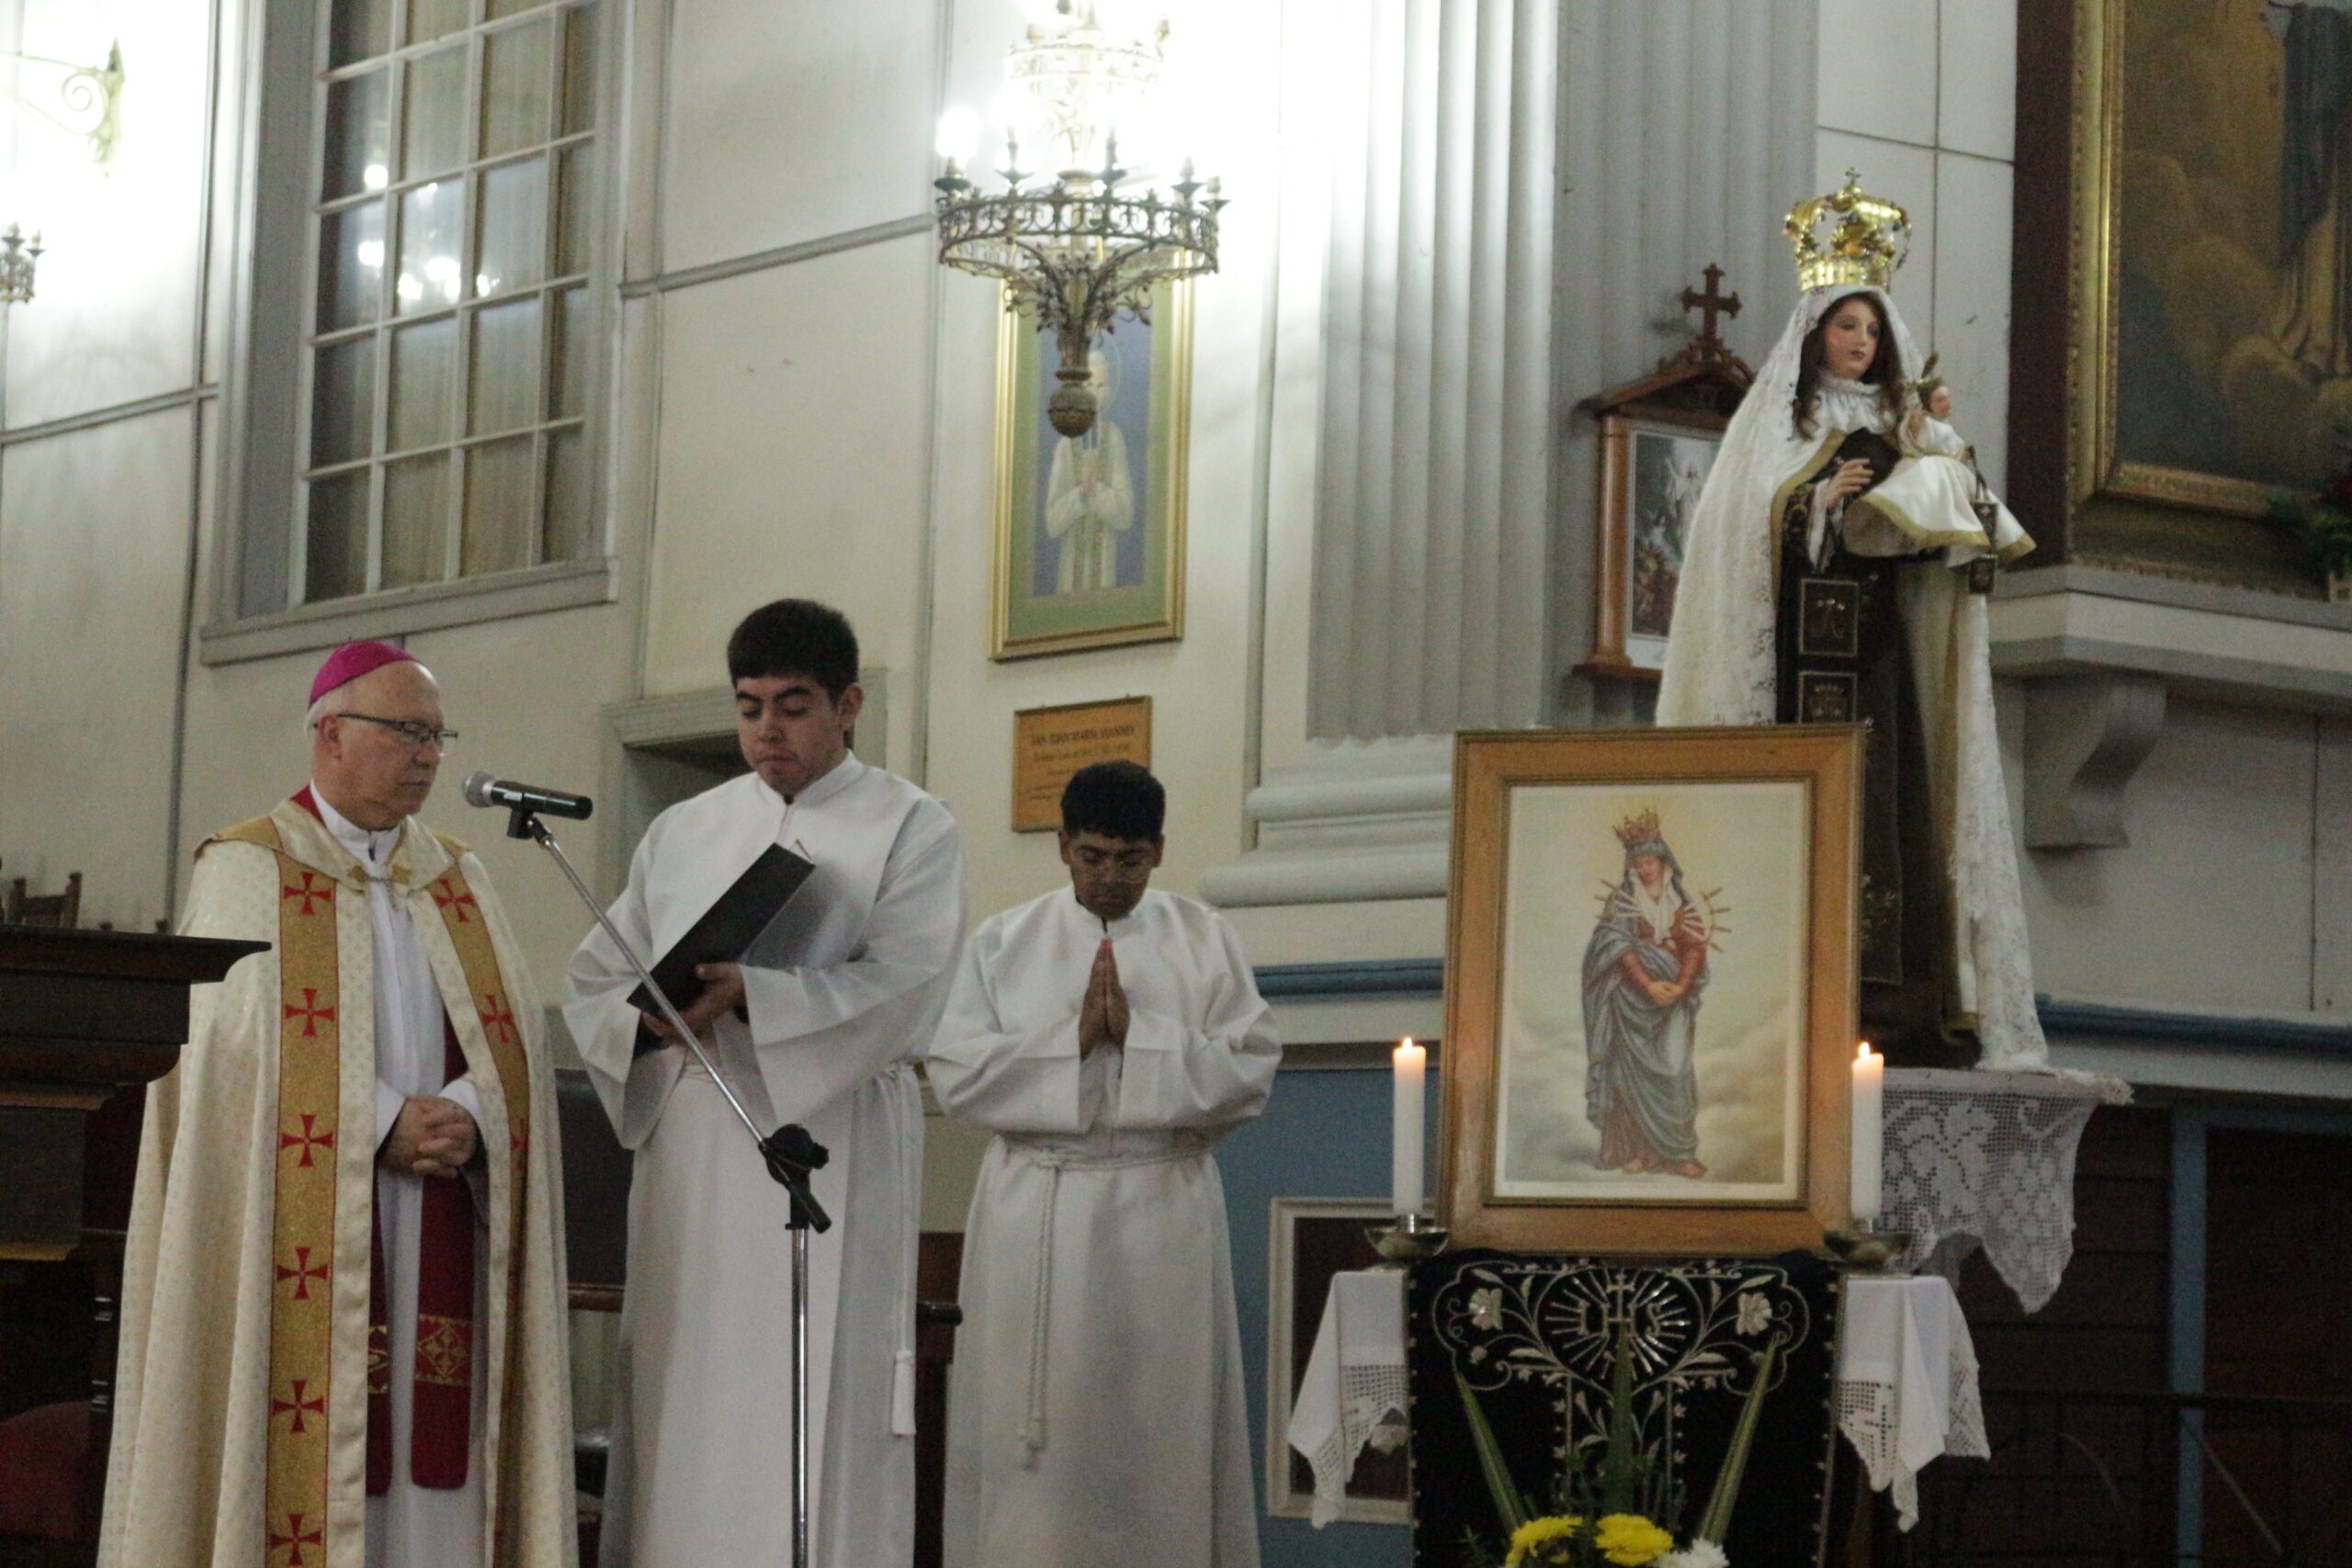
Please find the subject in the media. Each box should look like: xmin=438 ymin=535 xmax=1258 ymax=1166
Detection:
xmin=930 ymin=761 xmax=1280 ymax=1568
xmin=565 ymin=599 xmax=966 ymax=1568
xmin=102 ymin=640 xmax=574 ymax=1568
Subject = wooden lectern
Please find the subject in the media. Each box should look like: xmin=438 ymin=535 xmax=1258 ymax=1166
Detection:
xmin=0 ymin=926 xmax=265 ymax=1561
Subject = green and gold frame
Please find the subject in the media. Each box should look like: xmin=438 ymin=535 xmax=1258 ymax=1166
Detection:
xmin=990 ymin=280 xmax=1190 ymax=659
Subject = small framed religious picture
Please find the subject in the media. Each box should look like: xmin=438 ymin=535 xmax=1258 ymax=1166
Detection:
xmin=1439 ymin=725 xmax=1862 ymax=1256
xmin=1586 ymin=414 xmax=1726 ymax=677
xmin=1576 ymin=267 xmax=1750 ymax=680
xmin=1263 ymin=1198 xmax=1408 ymax=1526
xmin=991 ymin=280 xmax=1192 ymax=660
xmin=1010 ymin=696 xmax=1152 ymax=832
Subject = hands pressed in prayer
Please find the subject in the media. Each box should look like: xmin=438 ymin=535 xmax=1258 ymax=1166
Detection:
xmin=1644 ymin=978 xmax=1687 ymax=1007
xmin=383 ymin=1094 xmax=479 ymax=1178
xmin=640 ymin=960 xmax=749 ymax=1042
xmin=1078 ymin=938 xmax=1130 ymax=1057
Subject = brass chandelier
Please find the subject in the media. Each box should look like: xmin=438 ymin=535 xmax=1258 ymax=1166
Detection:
xmin=933 ymin=1 xmax=1223 ymax=437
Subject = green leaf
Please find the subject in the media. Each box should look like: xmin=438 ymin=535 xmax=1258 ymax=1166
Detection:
xmin=1694 ymin=1337 xmax=1781 ymax=1545
xmin=1453 ymin=1368 xmax=1532 ymax=1536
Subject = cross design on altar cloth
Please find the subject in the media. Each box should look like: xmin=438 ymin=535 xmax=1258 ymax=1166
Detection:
xmin=281 ymin=873 xmax=336 ymax=916
xmin=277 ymin=1112 xmax=335 ymax=1168
xmin=269 ymin=1510 xmax=324 ymax=1566
xmin=276 ymin=1246 xmax=328 ymax=1302
xmin=282 ymin=987 xmax=337 ymax=1037
xmin=271 ymin=1378 xmax=327 ymax=1434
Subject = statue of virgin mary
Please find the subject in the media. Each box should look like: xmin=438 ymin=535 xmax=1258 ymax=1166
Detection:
xmin=1657 ymin=175 xmax=2047 ymax=1070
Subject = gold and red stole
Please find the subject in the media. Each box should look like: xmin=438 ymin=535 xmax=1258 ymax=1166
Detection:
xmin=218 ymin=794 xmax=533 ymax=1563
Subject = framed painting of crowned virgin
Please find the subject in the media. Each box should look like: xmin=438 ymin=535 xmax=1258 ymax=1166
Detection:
xmin=1439 ymin=726 xmax=1861 ymax=1256
xmin=990 ymin=281 xmax=1192 ymax=660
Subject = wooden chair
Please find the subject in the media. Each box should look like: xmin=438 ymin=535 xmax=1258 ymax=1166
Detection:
xmin=2 ymin=874 xmax=81 ymax=930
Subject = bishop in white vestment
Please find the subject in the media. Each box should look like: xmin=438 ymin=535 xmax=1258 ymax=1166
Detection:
xmin=101 ymin=642 xmax=575 ymax=1568
xmin=564 ymin=601 xmax=966 ymax=1568
xmin=929 ymin=761 xmax=1278 ymax=1568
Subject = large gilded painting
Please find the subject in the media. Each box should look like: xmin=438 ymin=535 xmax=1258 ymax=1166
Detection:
xmin=2086 ymin=0 xmax=2352 ymax=517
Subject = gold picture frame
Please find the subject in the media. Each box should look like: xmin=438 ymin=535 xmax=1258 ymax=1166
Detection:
xmin=2042 ymin=0 xmax=2335 ymax=586
xmin=990 ymin=281 xmax=1191 ymax=660
xmin=1439 ymin=726 xmax=1861 ymax=1257
xmin=1581 ymin=412 xmax=1727 ymax=680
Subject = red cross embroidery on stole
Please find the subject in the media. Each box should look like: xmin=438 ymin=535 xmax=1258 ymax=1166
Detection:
xmin=269 ymin=1512 xmax=324 ymax=1566
xmin=283 ymin=988 xmax=337 ymax=1037
xmin=277 ymin=1112 xmax=335 ymax=1168
xmin=431 ymin=878 xmax=479 ymax=922
xmin=280 ymin=872 xmax=336 ymax=916
xmin=478 ymin=993 xmax=518 ymax=1045
xmin=270 ymin=1378 xmax=327 ymax=1434
xmin=276 ymin=1246 xmax=328 ymax=1302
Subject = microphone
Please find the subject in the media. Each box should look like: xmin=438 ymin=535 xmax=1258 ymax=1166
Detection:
xmin=462 ymin=771 xmax=594 ymax=821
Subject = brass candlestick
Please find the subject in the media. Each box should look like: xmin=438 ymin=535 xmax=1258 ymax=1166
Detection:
xmin=1823 ymin=1225 xmax=1913 ymax=1273
xmin=1367 ymin=1212 xmax=1451 ymax=1269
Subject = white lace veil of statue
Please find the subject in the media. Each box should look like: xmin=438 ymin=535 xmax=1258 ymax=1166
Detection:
xmin=1657 ymin=284 xmax=1917 ymax=726
xmin=1655 ymin=284 xmax=2052 ymax=1070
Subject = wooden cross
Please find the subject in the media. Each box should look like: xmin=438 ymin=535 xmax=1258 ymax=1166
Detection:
xmin=1679 ymin=264 xmax=1741 ymax=349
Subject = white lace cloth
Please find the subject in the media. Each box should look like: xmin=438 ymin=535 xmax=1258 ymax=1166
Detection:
xmin=1288 ymin=1269 xmax=1990 ymax=1532
xmin=1285 ymin=1270 xmax=1412 ymax=1527
xmin=1881 ymin=1066 xmax=2124 ymax=1313
xmin=1836 ymin=1275 xmax=1987 ymax=1531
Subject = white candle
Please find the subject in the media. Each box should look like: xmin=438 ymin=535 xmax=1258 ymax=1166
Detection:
xmin=1391 ymin=1038 xmax=1426 ymax=1215
xmin=1850 ymin=1041 xmax=1884 ymax=1226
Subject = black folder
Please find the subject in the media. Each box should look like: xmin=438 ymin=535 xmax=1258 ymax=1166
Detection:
xmin=628 ymin=843 xmax=816 ymax=1020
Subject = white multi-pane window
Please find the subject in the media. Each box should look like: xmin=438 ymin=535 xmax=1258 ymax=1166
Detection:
xmin=303 ymin=0 xmax=598 ymax=604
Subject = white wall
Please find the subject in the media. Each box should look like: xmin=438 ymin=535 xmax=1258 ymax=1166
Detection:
xmin=1815 ymin=0 xmax=2014 ymax=490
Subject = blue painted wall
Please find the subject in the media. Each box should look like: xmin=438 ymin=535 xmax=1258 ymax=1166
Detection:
xmin=1217 ymin=1065 xmax=1433 ymax=1568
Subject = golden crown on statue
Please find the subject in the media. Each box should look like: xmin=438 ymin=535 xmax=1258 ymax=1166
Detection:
xmin=1612 ymin=808 xmax=1664 ymax=850
xmin=1785 ymin=170 xmax=1911 ymax=291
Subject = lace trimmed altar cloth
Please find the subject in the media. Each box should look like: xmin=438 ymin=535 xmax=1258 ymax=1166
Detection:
xmin=1836 ymin=1275 xmax=1986 ymax=1530
xmin=1881 ymin=1066 xmax=2126 ymax=1313
xmin=1287 ymin=1268 xmax=1988 ymax=1536
xmin=1284 ymin=1270 xmax=1411 ymax=1527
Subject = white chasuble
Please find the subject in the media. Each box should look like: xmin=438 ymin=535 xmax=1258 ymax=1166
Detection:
xmin=100 ymin=795 xmax=575 ymax=1568
xmin=927 ymin=888 xmax=1281 ymax=1568
xmin=564 ymin=757 xmax=966 ymax=1568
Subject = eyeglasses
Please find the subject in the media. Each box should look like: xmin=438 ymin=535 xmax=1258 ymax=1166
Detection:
xmin=337 ymin=713 xmax=458 ymax=752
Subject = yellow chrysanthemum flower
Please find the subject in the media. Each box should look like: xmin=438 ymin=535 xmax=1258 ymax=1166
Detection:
xmin=1592 ymin=1513 xmax=1676 ymax=1567
xmin=1502 ymin=1515 xmax=1584 ymax=1565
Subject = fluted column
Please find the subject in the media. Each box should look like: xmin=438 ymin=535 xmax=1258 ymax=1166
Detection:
xmin=1308 ymin=0 xmax=1556 ymax=740
xmin=1303 ymin=0 xmax=1816 ymax=741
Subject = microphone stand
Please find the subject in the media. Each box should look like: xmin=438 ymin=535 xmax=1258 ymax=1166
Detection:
xmin=502 ymin=804 xmax=825 ymax=1568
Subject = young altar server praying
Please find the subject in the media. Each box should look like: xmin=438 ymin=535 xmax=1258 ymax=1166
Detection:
xmin=564 ymin=599 xmax=967 ymax=1568
xmin=929 ymin=761 xmax=1281 ymax=1568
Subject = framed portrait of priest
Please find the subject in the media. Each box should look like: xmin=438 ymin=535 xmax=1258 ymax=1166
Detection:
xmin=990 ymin=280 xmax=1192 ymax=660
xmin=1438 ymin=726 xmax=1862 ymax=1256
